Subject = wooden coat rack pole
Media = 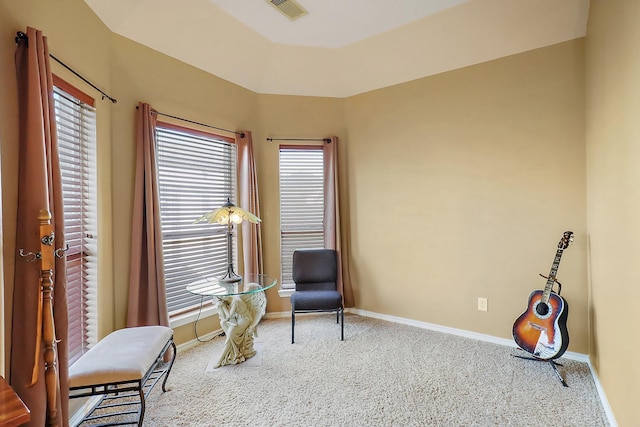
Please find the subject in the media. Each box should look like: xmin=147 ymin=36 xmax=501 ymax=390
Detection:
xmin=38 ymin=209 xmax=60 ymax=427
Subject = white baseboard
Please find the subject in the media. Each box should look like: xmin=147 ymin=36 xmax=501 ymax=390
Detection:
xmin=349 ymin=308 xmax=591 ymax=361
xmin=586 ymin=359 xmax=618 ymax=427
xmin=176 ymin=328 xmax=223 ymax=353
xmin=68 ymin=309 xmax=617 ymax=427
xmin=265 ymin=307 xmax=617 ymax=427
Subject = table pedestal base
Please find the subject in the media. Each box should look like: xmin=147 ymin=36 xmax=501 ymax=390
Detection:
xmin=214 ymin=283 xmax=266 ymax=368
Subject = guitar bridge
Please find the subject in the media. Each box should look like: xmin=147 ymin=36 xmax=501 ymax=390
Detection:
xmin=528 ymin=322 xmax=546 ymax=332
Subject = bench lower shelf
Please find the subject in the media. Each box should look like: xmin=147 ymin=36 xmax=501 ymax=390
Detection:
xmin=69 ymin=330 xmax=176 ymax=427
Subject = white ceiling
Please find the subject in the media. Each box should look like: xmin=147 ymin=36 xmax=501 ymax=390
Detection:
xmin=208 ymin=0 xmax=471 ymax=48
xmin=82 ymin=0 xmax=590 ymax=98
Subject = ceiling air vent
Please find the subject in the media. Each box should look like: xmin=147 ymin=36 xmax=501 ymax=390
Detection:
xmin=267 ymin=0 xmax=307 ymax=20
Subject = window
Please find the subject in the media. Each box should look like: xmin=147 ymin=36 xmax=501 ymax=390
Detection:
xmin=279 ymin=146 xmax=325 ymax=289
xmin=53 ymin=77 xmax=98 ymax=365
xmin=156 ymin=124 xmax=237 ymax=316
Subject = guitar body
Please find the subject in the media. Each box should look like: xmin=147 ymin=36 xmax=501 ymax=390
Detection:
xmin=512 ymin=290 xmax=569 ymax=360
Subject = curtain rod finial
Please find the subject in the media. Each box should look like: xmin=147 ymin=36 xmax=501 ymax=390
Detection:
xmin=15 ymin=31 xmax=27 ymax=45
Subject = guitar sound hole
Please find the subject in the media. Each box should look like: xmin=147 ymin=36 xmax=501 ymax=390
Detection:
xmin=536 ymin=303 xmax=550 ymax=316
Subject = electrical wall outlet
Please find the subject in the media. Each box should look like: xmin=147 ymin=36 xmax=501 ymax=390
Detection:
xmin=477 ymin=297 xmax=488 ymax=312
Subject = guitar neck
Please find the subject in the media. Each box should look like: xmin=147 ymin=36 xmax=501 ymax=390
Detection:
xmin=542 ymin=248 xmax=564 ymax=301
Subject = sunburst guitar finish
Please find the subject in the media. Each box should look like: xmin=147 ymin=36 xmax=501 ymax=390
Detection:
xmin=512 ymin=290 xmax=569 ymax=360
xmin=512 ymin=231 xmax=573 ymax=361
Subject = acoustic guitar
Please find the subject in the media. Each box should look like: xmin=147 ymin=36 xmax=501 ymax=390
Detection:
xmin=512 ymin=231 xmax=573 ymax=360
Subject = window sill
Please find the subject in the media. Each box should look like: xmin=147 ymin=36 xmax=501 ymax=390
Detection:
xmin=278 ymin=288 xmax=294 ymax=298
xmin=170 ymin=305 xmax=217 ymax=329
xmin=170 ymin=291 xmax=292 ymax=328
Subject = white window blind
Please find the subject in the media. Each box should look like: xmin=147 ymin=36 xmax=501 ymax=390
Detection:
xmin=279 ymin=146 xmax=325 ymax=289
xmin=53 ymin=84 xmax=98 ymax=365
xmin=156 ymin=125 xmax=237 ymax=316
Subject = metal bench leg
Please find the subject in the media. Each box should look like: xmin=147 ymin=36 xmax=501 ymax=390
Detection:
xmin=138 ymin=384 xmax=145 ymax=426
xmin=161 ymin=340 xmax=177 ymax=392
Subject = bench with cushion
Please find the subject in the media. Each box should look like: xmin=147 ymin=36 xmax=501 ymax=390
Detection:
xmin=69 ymin=325 xmax=176 ymax=426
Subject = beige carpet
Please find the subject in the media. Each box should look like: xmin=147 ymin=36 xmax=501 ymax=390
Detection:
xmin=138 ymin=314 xmax=608 ymax=426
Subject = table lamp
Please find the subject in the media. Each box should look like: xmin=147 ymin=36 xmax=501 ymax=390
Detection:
xmin=195 ymin=198 xmax=261 ymax=283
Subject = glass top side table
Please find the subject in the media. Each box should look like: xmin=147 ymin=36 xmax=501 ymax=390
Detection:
xmin=186 ymin=273 xmax=277 ymax=297
xmin=186 ymin=273 xmax=277 ymax=368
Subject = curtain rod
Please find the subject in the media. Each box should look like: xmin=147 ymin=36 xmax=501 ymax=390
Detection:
xmin=267 ymin=137 xmax=331 ymax=143
xmin=15 ymin=31 xmax=117 ymax=104
xmin=149 ymin=109 xmax=245 ymax=138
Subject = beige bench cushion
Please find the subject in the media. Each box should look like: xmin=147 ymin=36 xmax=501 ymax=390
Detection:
xmin=69 ymin=326 xmax=173 ymax=388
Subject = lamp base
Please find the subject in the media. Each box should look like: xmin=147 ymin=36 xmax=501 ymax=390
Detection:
xmin=220 ymin=270 xmax=242 ymax=284
xmin=220 ymin=226 xmax=242 ymax=284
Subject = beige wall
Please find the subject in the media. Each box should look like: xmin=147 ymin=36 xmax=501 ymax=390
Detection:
xmin=586 ymin=1 xmax=640 ymax=426
xmin=4 ymin=0 xmax=633 ymax=424
xmin=253 ymin=94 xmax=347 ymax=313
xmin=107 ymin=36 xmax=349 ymax=342
xmin=345 ymin=40 xmax=587 ymax=349
xmin=108 ymin=33 xmax=260 ymax=343
xmin=0 ymin=0 xmax=114 ymax=370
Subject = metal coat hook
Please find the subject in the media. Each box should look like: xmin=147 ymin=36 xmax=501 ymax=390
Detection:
xmin=55 ymin=244 xmax=69 ymax=258
xmin=42 ymin=232 xmax=54 ymax=246
xmin=19 ymin=248 xmax=42 ymax=263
